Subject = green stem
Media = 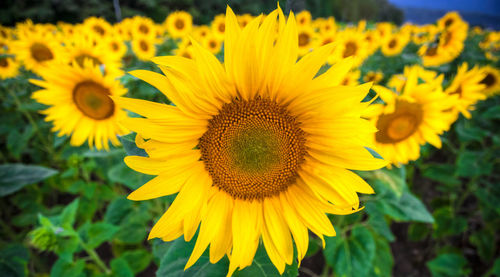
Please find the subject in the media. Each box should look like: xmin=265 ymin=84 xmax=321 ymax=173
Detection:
xmin=80 ymin=240 xmax=111 ymax=275
xmin=7 ymin=89 xmax=54 ymax=156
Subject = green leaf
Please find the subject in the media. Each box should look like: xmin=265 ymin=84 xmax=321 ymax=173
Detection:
xmin=80 ymin=222 xmax=119 ymax=249
xmin=104 ymin=198 xmax=134 ymax=225
xmin=408 ymin=222 xmax=431 ymax=241
xmin=373 ymin=167 xmax=406 ymax=197
xmin=0 ymin=164 xmax=58 ymax=196
xmin=432 ymin=207 xmax=467 ymax=238
xmin=469 ymin=227 xmax=495 ymax=262
xmin=118 ymin=133 xmax=147 ymax=157
xmin=324 ymin=225 xmax=376 ymax=277
xmin=50 ymin=259 xmax=85 ymax=277
xmin=59 ymin=198 xmax=79 ymax=229
xmin=481 ymin=105 xmax=500 ymax=119
xmin=108 ymin=162 xmax=152 ymax=190
xmin=157 ymin=236 xmax=229 ymax=277
xmin=7 ymin=126 xmax=34 ymax=159
xmin=0 ymin=244 xmax=29 ymax=277
xmin=368 ymin=237 xmax=393 ymax=277
xmin=421 ymin=163 xmax=460 ymax=186
xmin=111 ymin=258 xmax=134 ymax=277
xmin=456 ymin=151 xmax=493 ymax=178
xmin=122 ymin=250 xmax=153 ymax=274
xmin=426 ymin=253 xmax=469 ymax=277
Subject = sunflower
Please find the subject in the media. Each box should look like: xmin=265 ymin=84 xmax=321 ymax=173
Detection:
xmin=437 ymin=11 xmax=465 ymax=30
xmin=340 ymin=69 xmax=361 ymax=86
xmin=165 ymin=11 xmax=193 ymax=39
xmin=132 ymin=37 xmax=156 ymax=61
xmin=115 ymin=6 xmax=386 ymax=275
xmin=83 ymin=17 xmax=113 ymax=38
xmin=194 ymin=25 xmax=211 ymax=40
xmin=0 ymin=55 xmax=20 ymax=79
xmin=418 ymin=43 xmax=453 ymax=67
xmin=30 ymin=61 xmax=129 ymax=150
xmin=316 ymin=16 xmax=336 ymax=34
xmin=296 ymin=10 xmax=312 ymax=27
xmin=173 ymin=45 xmax=194 ymax=59
xmin=376 ymin=22 xmax=394 ymax=41
xmin=132 ymin=16 xmax=156 ymax=39
xmin=363 ymin=30 xmax=381 ymax=54
xmin=12 ymin=31 xmax=65 ymax=74
xmin=363 ymin=71 xmax=384 ymax=84
xmin=381 ymin=33 xmax=409 ymax=57
xmin=387 ymin=65 xmax=441 ymax=93
xmin=329 ymin=29 xmax=369 ymax=66
xmin=201 ymin=34 xmax=222 ymax=54
xmin=444 ymin=63 xmax=486 ymax=120
xmin=237 ymin=14 xmax=253 ymax=28
xmin=104 ymin=34 xmax=127 ymax=60
xmin=297 ymin=26 xmax=318 ymax=56
xmin=366 ymin=67 xmax=455 ymax=166
xmin=64 ymin=32 xmax=123 ymax=78
xmin=211 ymin=14 xmax=226 ymax=41
xmin=479 ymin=65 xmax=500 ymax=97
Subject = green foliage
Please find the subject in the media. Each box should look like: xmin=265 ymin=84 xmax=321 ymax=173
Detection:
xmin=0 ymin=164 xmax=57 ymax=196
xmin=427 ymin=253 xmax=470 ymax=277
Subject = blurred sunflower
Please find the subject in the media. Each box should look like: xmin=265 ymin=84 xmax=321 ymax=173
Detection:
xmin=444 ymin=63 xmax=486 ymax=120
xmin=165 ymin=11 xmax=193 ymax=39
xmin=116 ymin=6 xmax=386 ymax=275
xmin=329 ymin=29 xmax=369 ymax=66
xmin=132 ymin=16 xmax=156 ymax=39
xmin=132 ymin=37 xmax=156 ymax=61
xmin=211 ymin=14 xmax=226 ymax=41
xmin=194 ymin=25 xmax=211 ymax=40
xmin=0 ymin=55 xmax=20 ymax=79
xmin=297 ymin=26 xmax=318 ymax=56
xmin=363 ymin=71 xmax=384 ymax=84
xmin=201 ymin=34 xmax=222 ymax=54
xmin=381 ymin=33 xmax=409 ymax=57
xmin=340 ymin=69 xmax=361 ymax=86
xmin=479 ymin=65 xmax=500 ymax=96
xmin=437 ymin=11 xmax=465 ymax=30
xmin=366 ymin=67 xmax=455 ymax=166
xmin=296 ymin=10 xmax=312 ymax=27
xmin=104 ymin=35 xmax=127 ymax=60
xmin=388 ymin=65 xmax=441 ymax=93
xmin=237 ymin=14 xmax=253 ymax=28
xmin=12 ymin=31 xmax=64 ymax=74
xmin=83 ymin=17 xmax=112 ymax=38
xmin=173 ymin=45 xmax=194 ymax=59
xmin=31 ymin=61 xmax=129 ymax=150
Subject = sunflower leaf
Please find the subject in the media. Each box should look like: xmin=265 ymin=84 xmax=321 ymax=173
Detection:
xmin=0 ymin=164 xmax=58 ymax=197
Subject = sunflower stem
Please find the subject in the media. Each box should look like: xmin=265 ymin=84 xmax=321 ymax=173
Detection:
xmin=7 ymin=89 xmax=54 ymax=157
xmin=80 ymin=240 xmax=111 ymax=274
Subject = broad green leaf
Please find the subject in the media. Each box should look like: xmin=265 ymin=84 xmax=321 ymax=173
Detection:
xmin=456 ymin=151 xmax=493 ymax=178
xmin=408 ymin=222 xmax=431 ymax=241
xmin=122 ymin=250 xmax=153 ymax=274
xmin=118 ymin=133 xmax=147 ymax=157
xmin=432 ymin=207 xmax=467 ymax=238
xmin=104 ymin=198 xmax=134 ymax=225
xmin=420 ymin=163 xmax=460 ymax=186
xmin=426 ymin=253 xmax=469 ymax=277
xmin=469 ymin=227 xmax=495 ymax=262
xmin=0 ymin=164 xmax=58 ymax=196
xmin=80 ymin=222 xmax=119 ymax=249
xmin=59 ymin=198 xmax=79 ymax=229
xmin=0 ymin=244 xmax=29 ymax=277
xmin=108 ymin=162 xmax=152 ymax=190
xmin=50 ymin=259 xmax=85 ymax=277
xmin=111 ymin=258 xmax=134 ymax=277
xmin=324 ymin=225 xmax=376 ymax=277
xmin=373 ymin=167 xmax=406 ymax=197
xmin=368 ymin=236 xmax=393 ymax=277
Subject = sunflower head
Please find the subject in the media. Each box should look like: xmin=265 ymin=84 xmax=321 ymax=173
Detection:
xmin=165 ymin=11 xmax=193 ymax=39
xmin=479 ymin=65 xmax=500 ymax=96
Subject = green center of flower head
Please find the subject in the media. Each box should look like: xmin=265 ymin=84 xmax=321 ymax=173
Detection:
xmin=199 ymin=98 xmax=307 ymax=200
xmin=230 ymin=127 xmax=280 ymax=173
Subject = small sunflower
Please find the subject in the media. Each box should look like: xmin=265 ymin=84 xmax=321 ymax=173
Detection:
xmin=381 ymin=33 xmax=409 ymax=57
xmin=132 ymin=37 xmax=156 ymax=61
xmin=193 ymin=25 xmax=211 ymax=40
xmin=387 ymin=65 xmax=441 ymax=93
xmin=211 ymin=14 xmax=226 ymax=41
xmin=444 ymin=63 xmax=486 ymax=120
xmin=12 ymin=31 xmax=64 ymax=74
xmin=363 ymin=71 xmax=384 ymax=84
xmin=366 ymin=67 xmax=455 ymax=166
xmin=479 ymin=65 xmax=500 ymax=97
xmin=364 ymin=30 xmax=381 ymax=54
xmin=173 ymin=45 xmax=194 ymax=59
xmin=0 ymin=55 xmax=20 ymax=79
xmin=201 ymin=34 xmax=222 ymax=54
xmin=116 ymin=6 xmax=386 ymax=275
xmin=296 ymin=10 xmax=312 ymax=27
xmin=437 ymin=11 xmax=465 ymax=30
xmin=340 ymin=69 xmax=361 ymax=86
xmin=316 ymin=16 xmax=336 ymax=34
xmin=30 ymin=61 xmax=129 ymax=150
xmin=297 ymin=26 xmax=318 ymax=56
xmin=83 ymin=17 xmax=113 ymax=38
xmin=104 ymin=35 xmax=127 ymax=60
xmin=237 ymin=14 xmax=254 ymax=28
xmin=132 ymin=16 xmax=156 ymax=39
xmin=165 ymin=11 xmax=193 ymax=39
xmin=329 ymin=29 xmax=369 ymax=66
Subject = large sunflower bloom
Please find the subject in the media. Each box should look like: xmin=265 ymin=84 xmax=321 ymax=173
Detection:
xmin=30 ymin=61 xmax=129 ymax=150
xmin=115 ymin=7 xmax=386 ymax=275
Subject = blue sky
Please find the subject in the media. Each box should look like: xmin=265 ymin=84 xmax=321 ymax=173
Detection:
xmin=388 ymin=0 xmax=500 ymax=16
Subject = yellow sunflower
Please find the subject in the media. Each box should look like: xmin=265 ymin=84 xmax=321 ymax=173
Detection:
xmin=201 ymin=34 xmax=222 ymax=54
xmin=165 ymin=11 xmax=193 ymax=39
xmin=104 ymin=34 xmax=127 ymax=60
xmin=30 ymin=61 xmax=129 ymax=150
xmin=329 ymin=29 xmax=369 ymax=66
xmin=131 ymin=16 xmax=157 ymax=39
xmin=437 ymin=11 xmax=465 ymax=30
xmin=479 ymin=65 xmax=500 ymax=97
xmin=363 ymin=71 xmax=384 ymax=84
xmin=211 ymin=14 xmax=227 ymax=41
xmin=316 ymin=16 xmax=336 ymax=34
xmin=173 ymin=45 xmax=194 ymax=59
xmin=64 ymin=32 xmax=123 ymax=78
xmin=340 ymin=69 xmax=361 ymax=86
xmin=296 ymin=10 xmax=312 ymax=27
xmin=115 ymin=6 xmax=386 ymax=275
xmin=0 ymin=55 xmax=20 ymax=79
xmin=237 ymin=14 xmax=254 ymax=28
xmin=297 ymin=26 xmax=318 ymax=56
xmin=364 ymin=30 xmax=381 ymax=54
xmin=132 ymin=37 xmax=156 ymax=61
xmin=12 ymin=31 xmax=65 ymax=74
xmin=444 ymin=63 xmax=486 ymax=120
xmin=387 ymin=65 xmax=442 ymax=93
xmin=366 ymin=67 xmax=455 ymax=166
xmin=193 ymin=25 xmax=211 ymax=40
xmin=83 ymin=16 xmax=113 ymax=38
xmin=381 ymin=33 xmax=409 ymax=57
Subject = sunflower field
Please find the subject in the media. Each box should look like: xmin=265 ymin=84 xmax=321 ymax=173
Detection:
xmin=1 ymin=4 xmax=500 ymax=277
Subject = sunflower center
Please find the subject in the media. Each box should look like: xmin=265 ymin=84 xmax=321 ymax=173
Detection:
xmin=30 ymin=43 xmax=54 ymax=62
xmin=0 ymin=58 xmax=8 ymax=67
xmin=93 ymin=25 xmax=105 ymax=35
xmin=140 ymin=40 xmax=149 ymax=51
xmin=425 ymin=46 xmax=438 ymax=57
xmin=444 ymin=18 xmax=454 ymax=27
xmin=388 ymin=39 xmax=397 ymax=48
xmin=449 ymin=85 xmax=462 ymax=96
xmin=298 ymin=33 xmax=310 ymax=47
xmin=480 ymin=73 xmax=496 ymax=88
xmin=175 ymin=19 xmax=185 ymax=30
xmin=72 ymin=81 xmax=115 ymax=120
xmin=139 ymin=24 xmax=149 ymax=34
xmin=75 ymin=54 xmax=102 ymax=67
xmin=376 ymin=100 xmax=423 ymax=143
xmin=199 ymin=98 xmax=306 ymax=200
xmin=343 ymin=41 xmax=357 ymax=58
xmin=218 ymin=23 xmax=226 ymax=33
xmin=111 ymin=42 xmax=119 ymax=51
xmin=443 ymin=32 xmax=452 ymax=46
